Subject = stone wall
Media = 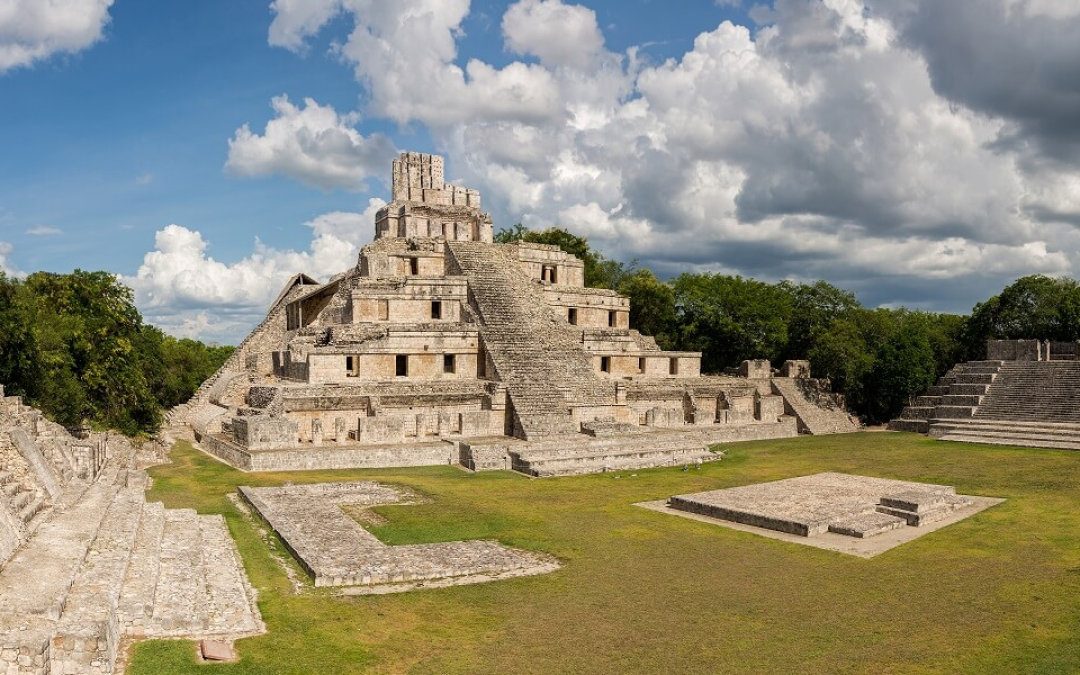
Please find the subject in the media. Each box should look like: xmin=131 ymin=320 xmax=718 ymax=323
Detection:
xmin=987 ymin=339 xmax=1042 ymax=361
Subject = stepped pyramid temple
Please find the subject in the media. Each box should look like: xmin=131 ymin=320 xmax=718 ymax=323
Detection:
xmin=890 ymin=339 xmax=1080 ymax=450
xmin=178 ymin=152 xmax=858 ymax=476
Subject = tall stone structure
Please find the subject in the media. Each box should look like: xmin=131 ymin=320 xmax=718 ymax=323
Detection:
xmin=890 ymin=339 xmax=1080 ymax=449
xmin=179 ymin=152 xmax=856 ymax=475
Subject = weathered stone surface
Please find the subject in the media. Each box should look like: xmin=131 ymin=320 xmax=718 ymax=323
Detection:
xmin=0 ymin=395 xmax=264 ymax=675
xmin=240 ymin=482 xmax=557 ymax=588
xmin=669 ymin=473 xmax=970 ymax=538
xmin=200 ymin=639 xmax=235 ymax=662
xmin=181 ymin=151 xmax=857 ymax=476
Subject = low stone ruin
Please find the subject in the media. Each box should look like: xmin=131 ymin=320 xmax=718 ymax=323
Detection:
xmin=0 ymin=387 xmax=263 ymax=674
xmin=240 ymin=481 xmax=557 ymax=589
xmin=180 ymin=152 xmax=858 ymax=477
xmin=640 ymin=473 xmax=1001 ymax=557
xmin=890 ymin=339 xmax=1080 ymax=450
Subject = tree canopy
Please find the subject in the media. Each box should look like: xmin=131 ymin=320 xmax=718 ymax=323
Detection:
xmin=0 ymin=270 xmax=232 ymax=435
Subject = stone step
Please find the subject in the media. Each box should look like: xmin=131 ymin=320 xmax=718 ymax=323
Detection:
xmin=11 ymin=490 xmax=32 ymax=511
xmin=198 ymin=515 xmax=261 ymax=635
xmin=50 ymin=485 xmax=145 ymax=675
xmin=117 ymin=501 xmax=166 ymax=637
xmin=0 ymin=470 xmax=119 ymax=623
xmin=18 ymin=496 xmax=45 ymax=526
xmin=938 ymin=432 xmax=1080 ymax=451
xmin=149 ymin=509 xmax=209 ymax=636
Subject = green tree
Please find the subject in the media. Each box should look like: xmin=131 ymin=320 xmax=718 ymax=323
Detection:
xmin=963 ymin=275 xmax=1080 ymax=358
xmin=493 ymin=224 xmax=626 ymax=288
xmin=618 ymin=268 xmax=677 ymax=349
xmin=779 ymin=280 xmax=860 ymax=361
xmin=807 ymin=317 xmax=874 ymax=415
xmin=671 ymin=273 xmax=793 ymax=372
xmin=866 ymin=323 xmax=937 ymax=422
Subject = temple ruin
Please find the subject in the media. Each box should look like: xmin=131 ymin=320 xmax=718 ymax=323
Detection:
xmin=0 ymin=387 xmax=262 ymax=675
xmin=890 ymin=339 xmax=1080 ymax=449
xmin=178 ymin=152 xmax=858 ymax=475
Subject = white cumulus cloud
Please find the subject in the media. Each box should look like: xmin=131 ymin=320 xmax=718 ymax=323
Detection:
xmin=124 ymin=199 xmax=384 ymax=342
xmin=239 ymin=0 xmax=1080 ymax=327
xmin=0 ymin=241 xmax=22 ymax=277
xmin=269 ymin=0 xmax=564 ymax=127
xmin=502 ymin=0 xmax=604 ymax=69
xmin=0 ymin=0 xmax=114 ymax=72
xmin=226 ymin=95 xmax=397 ymax=191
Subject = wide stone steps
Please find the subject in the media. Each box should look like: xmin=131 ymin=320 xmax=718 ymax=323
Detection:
xmin=889 ymin=361 xmax=1003 ymax=432
xmin=117 ymin=501 xmax=166 ymax=636
xmin=150 ymin=509 xmax=210 ymax=635
xmin=769 ymin=379 xmax=858 ymax=435
xmin=0 ymin=460 xmax=262 ymax=674
xmin=199 ymin=515 xmax=262 ymax=635
xmin=930 ymin=418 xmax=1080 ymax=451
xmin=449 ymin=242 xmax=610 ymax=438
xmin=511 ymin=421 xmax=797 ymax=477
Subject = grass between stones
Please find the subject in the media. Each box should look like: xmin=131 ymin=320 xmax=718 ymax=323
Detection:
xmin=128 ymin=433 xmax=1080 ymax=674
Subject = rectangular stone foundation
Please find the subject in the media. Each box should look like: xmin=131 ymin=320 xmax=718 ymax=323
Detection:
xmin=669 ymin=473 xmax=969 ymax=539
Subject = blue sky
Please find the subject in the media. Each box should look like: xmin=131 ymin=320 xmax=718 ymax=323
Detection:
xmin=2 ymin=1 xmax=1080 ymax=344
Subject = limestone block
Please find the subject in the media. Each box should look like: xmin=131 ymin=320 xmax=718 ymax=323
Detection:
xmin=739 ymin=359 xmax=772 ymax=378
xmin=986 ymin=339 xmax=1040 ymax=361
xmin=756 ymin=395 xmax=786 ymax=422
xmin=356 ymin=417 xmax=405 ymax=443
xmin=232 ymin=417 xmax=298 ymax=451
xmin=720 ymin=395 xmax=755 ymax=424
xmin=780 ymin=360 xmax=811 ymax=378
xmin=9 ymin=429 xmax=62 ymax=500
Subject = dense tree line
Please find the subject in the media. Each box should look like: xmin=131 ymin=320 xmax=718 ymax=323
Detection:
xmin=500 ymin=226 xmax=1080 ymax=423
xmin=0 ymin=270 xmax=232 ymax=435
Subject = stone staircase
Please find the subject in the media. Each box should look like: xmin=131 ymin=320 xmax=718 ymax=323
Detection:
xmin=509 ymin=421 xmax=797 ymax=477
xmin=929 ymin=418 xmax=1080 ymax=450
xmin=0 ymin=471 xmax=46 ymax=533
xmin=0 ymin=456 xmax=262 ymax=675
xmin=448 ymin=242 xmax=615 ymax=439
xmin=888 ymin=361 xmax=1003 ymax=433
xmin=770 ymin=378 xmax=859 ymax=435
xmin=972 ymin=361 xmax=1080 ymax=422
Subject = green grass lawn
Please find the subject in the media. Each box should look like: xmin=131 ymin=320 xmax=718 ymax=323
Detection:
xmin=129 ymin=433 xmax=1080 ymax=674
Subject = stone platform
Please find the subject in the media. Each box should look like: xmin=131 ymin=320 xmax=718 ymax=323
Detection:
xmin=239 ymin=482 xmax=557 ymax=589
xmin=639 ymin=473 xmax=1004 ymax=557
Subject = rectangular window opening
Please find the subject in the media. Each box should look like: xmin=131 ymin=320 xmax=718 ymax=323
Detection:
xmin=396 ymin=354 xmax=408 ymax=377
xmin=444 ymin=354 xmax=456 ymax=374
xmin=568 ymin=308 xmax=578 ymax=325
xmin=431 ymin=300 xmax=442 ymax=320
xmin=601 ymin=356 xmax=611 ymax=373
xmin=669 ymin=357 xmax=679 ymax=376
xmin=608 ymin=310 xmax=617 ymax=328
xmin=409 ymin=257 xmax=419 ymax=275
xmin=638 ymin=357 xmax=646 ymax=373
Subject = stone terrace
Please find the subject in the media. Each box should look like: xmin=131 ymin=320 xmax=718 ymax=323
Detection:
xmin=891 ymin=340 xmax=1080 ymax=450
xmin=0 ymin=390 xmax=262 ymax=675
xmin=239 ymin=482 xmax=557 ymax=588
xmin=669 ymin=473 xmax=972 ymax=538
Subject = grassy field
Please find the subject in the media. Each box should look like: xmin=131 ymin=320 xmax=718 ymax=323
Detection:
xmin=128 ymin=432 xmax=1080 ymax=674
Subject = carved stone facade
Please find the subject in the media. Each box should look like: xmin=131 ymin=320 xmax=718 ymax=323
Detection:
xmin=181 ymin=152 xmax=857 ymax=475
